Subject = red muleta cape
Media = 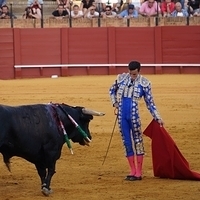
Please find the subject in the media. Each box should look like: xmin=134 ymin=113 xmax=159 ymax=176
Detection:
xmin=143 ymin=119 xmax=200 ymax=180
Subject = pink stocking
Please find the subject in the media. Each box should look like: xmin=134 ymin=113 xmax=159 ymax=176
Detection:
xmin=127 ymin=156 xmax=136 ymax=176
xmin=135 ymin=155 xmax=143 ymax=177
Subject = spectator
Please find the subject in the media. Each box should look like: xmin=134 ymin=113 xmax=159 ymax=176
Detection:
xmin=94 ymin=0 xmax=104 ymax=13
xmin=101 ymin=0 xmax=119 ymax=12
xmin=70 ymin=4 xmax=84 ymax=18
xmin=27 ymin=0 xmax=42 ymax=19
xmin=101 ymin=5 xmax=117 ymax=17
xmin=128 ymin=0 xmax=143 ymax=11
xmin=161 ymin=0 xmax=175 ymax=17
xmin=139 ymin=0 xmax=161 ymax=17
xmin=117 ymin=4 xmax=138 ymax=18
xmin=116 ymin=0 xmax=124 ymax=12
xmin=52 ymin=4 xmax=69 ymax=18
xmin=183 ymin=0 xmax=193 ymax=16
xmin=179 ymin=0 xmax=185 ymax=8
xmin=0 ymin=0 xmax=6 ymax=14
xmin=193 ymin=1 xmax=200 ymax=15
xmin=0 ymin=0 xmax=6 ymax=7
xmin=28 ymin=0 xmax=43 ymax=6
xmin=56 ymin=0 xmax=70 ymax=9
xmin=171 ymin=1 xmax=189 ymax=16
xmin=80 ymin=0 xmax=95 ymax=15
xmin=22 ymin=6 xmax=40 ymax=19
xmin=84 ymin=5 xmax=99 ymax=18
xmin=0 ymin=4 xmax=17 ymax=19
xmin=187 ymin=0 xmax=200 ymax=15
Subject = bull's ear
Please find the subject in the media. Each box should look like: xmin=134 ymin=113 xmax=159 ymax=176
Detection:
xmin=82 ymin=108 xmax=105 ymax=116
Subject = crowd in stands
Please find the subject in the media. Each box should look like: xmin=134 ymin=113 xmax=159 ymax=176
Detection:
xmin=0 ymin=0 xmax=17 ymax=18
xmin=50 ymin=0 xmax=200 ymax=18
xmin=0 ymin=0 xmax=200 ymax=19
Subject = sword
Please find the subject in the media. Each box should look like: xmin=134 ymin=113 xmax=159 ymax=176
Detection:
xmin=102 ymin=109 xmax=118 ymax=166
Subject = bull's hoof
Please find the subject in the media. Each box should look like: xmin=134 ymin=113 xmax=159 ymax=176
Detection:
xmin=41 ymin=187 xmax=53 ymax=196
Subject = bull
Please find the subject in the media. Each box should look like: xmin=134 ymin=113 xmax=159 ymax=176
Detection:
xmin=0 ymin=103 xmax=104 ymax=196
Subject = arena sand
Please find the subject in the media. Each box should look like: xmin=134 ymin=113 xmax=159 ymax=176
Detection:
xmin=0 ymin=75 xmax=200 ymax=200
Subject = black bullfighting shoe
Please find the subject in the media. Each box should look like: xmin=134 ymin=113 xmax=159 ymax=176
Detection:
xmin=125 ymin=175 xmax=142 ymax=181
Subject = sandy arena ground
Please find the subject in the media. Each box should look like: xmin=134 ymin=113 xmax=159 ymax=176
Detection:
xmin=0 ymin=75 xmax=200 ymax=200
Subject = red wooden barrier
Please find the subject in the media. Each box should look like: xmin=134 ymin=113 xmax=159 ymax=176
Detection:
xmin=0 ymin=26 xmax=200 ymax=79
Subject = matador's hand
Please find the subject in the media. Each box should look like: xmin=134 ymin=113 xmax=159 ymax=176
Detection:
xmin=157 ymin=119 xmax=164 ymax=127
xmin=113 ymin=102 xmax=119 ymax=108
xmin=113 ymin=103 xmax=119 ymax=115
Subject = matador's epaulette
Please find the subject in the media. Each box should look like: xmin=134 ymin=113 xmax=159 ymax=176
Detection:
xmin=117 ymin=73 xmax=129 ymax=83
xmin=139 ymin=76 xmax=151 ymax=87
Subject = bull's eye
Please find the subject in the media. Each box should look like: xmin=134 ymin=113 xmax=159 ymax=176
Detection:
xmin=81 ymin=114 xmax=93 ymax=121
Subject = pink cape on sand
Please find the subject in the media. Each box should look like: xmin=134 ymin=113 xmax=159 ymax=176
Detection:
xmin=143 ymin=119 xmax=200 ymax=180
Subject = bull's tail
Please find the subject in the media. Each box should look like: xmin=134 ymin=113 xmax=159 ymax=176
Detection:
xmin=3 ymin=156 xmax=11 ymax=172
xmin=5 ymin=161 xmax=11 ymax=172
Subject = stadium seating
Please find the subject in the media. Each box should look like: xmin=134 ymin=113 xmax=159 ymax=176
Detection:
xmin=6 ymin=0 xmax=81 ymax=18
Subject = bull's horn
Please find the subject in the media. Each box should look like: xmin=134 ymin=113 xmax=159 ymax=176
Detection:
xmin=82 ymin=108 xmax=105 ymax=116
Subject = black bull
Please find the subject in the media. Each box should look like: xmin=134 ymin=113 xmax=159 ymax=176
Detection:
xmin=0 ymin=103 xmax=104 ymax=196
